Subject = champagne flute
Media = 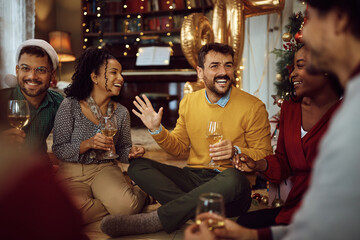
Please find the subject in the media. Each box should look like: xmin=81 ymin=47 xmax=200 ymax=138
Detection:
xmin=7 ymin=100 xmax=30 ymax=130
xmin=100 ymin=115 xmax=119 ymax=159
xmin=206 ymin=121 xmax=223 ymax=167
xmin=195 ymin=192 xmax=226 ymax=231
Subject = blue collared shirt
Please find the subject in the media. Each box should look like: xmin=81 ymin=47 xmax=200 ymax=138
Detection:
xmin=205 ymin=87 xmax=231 ymax=107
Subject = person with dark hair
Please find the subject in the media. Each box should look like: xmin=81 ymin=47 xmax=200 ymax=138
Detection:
xmin=234 ymin=45 xmax=342 ymax=229
xmin=52 ymin=47 xmax=147 ymax=226
xmin=184 ymin=0 xmax=360 ymax=239
xmin=100 ymin=42 xmax=272 ymax=236
xmin=0 ymin=39 xmax=63 ymax=154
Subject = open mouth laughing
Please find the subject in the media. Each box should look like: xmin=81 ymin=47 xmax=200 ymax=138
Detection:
xmin=214 ymin=75 xmax=230 ymax=86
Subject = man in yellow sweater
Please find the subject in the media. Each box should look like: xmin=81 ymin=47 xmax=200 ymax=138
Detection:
xmin=101 ymin=43 xmax=272 ymax=237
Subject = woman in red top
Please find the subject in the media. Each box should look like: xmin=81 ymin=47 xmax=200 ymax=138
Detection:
xmin=234 ymin=45 xmax=343 ymax=228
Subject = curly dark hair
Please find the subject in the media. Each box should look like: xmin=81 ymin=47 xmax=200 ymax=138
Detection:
xmin=303 ymin=0 xmax=360 ymax=38
xmin=65 ymin=47 xmax=117 ymax=100
xmin=198 ymin=43 xmax=234 ymax=68
xmin=18 ymin=46 xmax=53 ymax=71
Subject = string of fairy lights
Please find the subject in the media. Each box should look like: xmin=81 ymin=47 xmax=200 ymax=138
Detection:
xmin=82 ymin=0 xmax=192 ymax=57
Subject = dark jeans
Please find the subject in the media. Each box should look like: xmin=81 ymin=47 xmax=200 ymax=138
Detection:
xmin=236 ymin=207 xmax=283 ymax=228
xmin=128 ymin=158 xmax=252 ymax=233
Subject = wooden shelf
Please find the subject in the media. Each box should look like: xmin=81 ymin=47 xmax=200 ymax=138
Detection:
xmin=85 ymin=7 xmax=212 ymax=17
xmin=84 ymin=29 xmax=181 ymax=37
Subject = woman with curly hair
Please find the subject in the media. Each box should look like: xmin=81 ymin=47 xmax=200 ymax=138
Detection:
xmin=52 ymin=47 xmax=147 ymax=225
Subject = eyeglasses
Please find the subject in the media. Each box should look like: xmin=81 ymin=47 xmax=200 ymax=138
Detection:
xmin=18 ymin=64 xmax=51 ymax=75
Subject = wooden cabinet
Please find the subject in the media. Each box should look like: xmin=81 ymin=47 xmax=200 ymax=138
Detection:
xmin=81 ymin=0 xmax=212 ymax=127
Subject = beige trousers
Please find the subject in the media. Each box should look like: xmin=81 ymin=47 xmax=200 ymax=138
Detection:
xmin=57 ymin=161 xmax=146 ymax=225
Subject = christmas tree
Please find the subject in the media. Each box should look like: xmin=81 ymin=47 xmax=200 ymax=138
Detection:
xmin=272 ymin=12 xmax=305 ymax=106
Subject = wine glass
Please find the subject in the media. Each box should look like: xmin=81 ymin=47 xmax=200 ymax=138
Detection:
xmin=206 ymin=121 xmax=223 ymax=167
xmin=195 ymin=192 xmax=226 ymax=231
xmin=7 ymin=100 xmax=30 ymax=130
xmin=99 ymin=115 xmax=119 ymax=159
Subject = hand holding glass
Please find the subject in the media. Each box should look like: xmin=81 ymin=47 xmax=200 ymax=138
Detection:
xmin=195 ymin=193 xmax=226 ymax=231
xmin=206 ymin=121 xmax=223 ymax=167
xmin=100 ymin=116 xmax=119 ymax=159
xmin=7 ymin=100 xmax=30 ymax=130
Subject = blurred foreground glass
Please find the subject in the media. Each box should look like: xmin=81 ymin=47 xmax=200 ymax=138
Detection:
xmin=195 ymin=192 xmax=225 ymax=230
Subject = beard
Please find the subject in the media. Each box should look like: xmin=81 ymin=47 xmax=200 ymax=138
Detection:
xmin=19 ymin=78 xmax=50 ymax=97
xmin=204 ymin=74 xmax=232 ymax=97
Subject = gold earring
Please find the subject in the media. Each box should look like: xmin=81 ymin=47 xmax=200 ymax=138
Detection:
xmin=95 ymin=82 xmax=98 ymax=85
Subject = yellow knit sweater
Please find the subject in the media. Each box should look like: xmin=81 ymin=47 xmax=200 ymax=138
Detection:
xmin=152 ymin=86 xmax=272 ymax=170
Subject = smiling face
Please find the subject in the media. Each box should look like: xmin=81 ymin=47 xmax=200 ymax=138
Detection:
xmin=16 ymin=53 xmax=54 ymax=99
xmin=290 ymin=47 xmax=328 ymax=98
xmin=196 ymin=50 xmax=234 ymax=103
xmin=91 ymin=58 xmax=124 ymax=97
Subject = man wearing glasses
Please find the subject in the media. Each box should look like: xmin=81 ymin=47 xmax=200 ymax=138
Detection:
xmin=0 ymin=39 xmax=63 ymax=155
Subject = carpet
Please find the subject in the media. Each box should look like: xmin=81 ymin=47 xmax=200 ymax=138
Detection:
xmin=131 ymin=128 xmax=162 ymax=151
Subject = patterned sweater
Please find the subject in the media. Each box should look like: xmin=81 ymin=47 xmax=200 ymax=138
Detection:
xmin=52 ymin=97 xmax=132 ymax=164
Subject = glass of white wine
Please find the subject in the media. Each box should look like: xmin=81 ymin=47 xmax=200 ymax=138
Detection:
xmin=206 ymin=121 xmax=223 ymax=167
xmin=7 ymin=100 xmax=30 ymax=130
xmin=100 ymin=115 xmax=119 ymax=159
xmin=195 ymin=192 xmax=226 ymax=231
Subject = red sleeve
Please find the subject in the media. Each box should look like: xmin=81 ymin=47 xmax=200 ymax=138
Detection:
xmin=257 ymin=227 xmax=273 ymax=240
xmin=262 ymin=101 xmax=293 ymax=184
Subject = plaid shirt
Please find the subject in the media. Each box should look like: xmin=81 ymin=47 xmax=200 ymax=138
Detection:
xmin=0 ymin=85 xmax=63 ymax=153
